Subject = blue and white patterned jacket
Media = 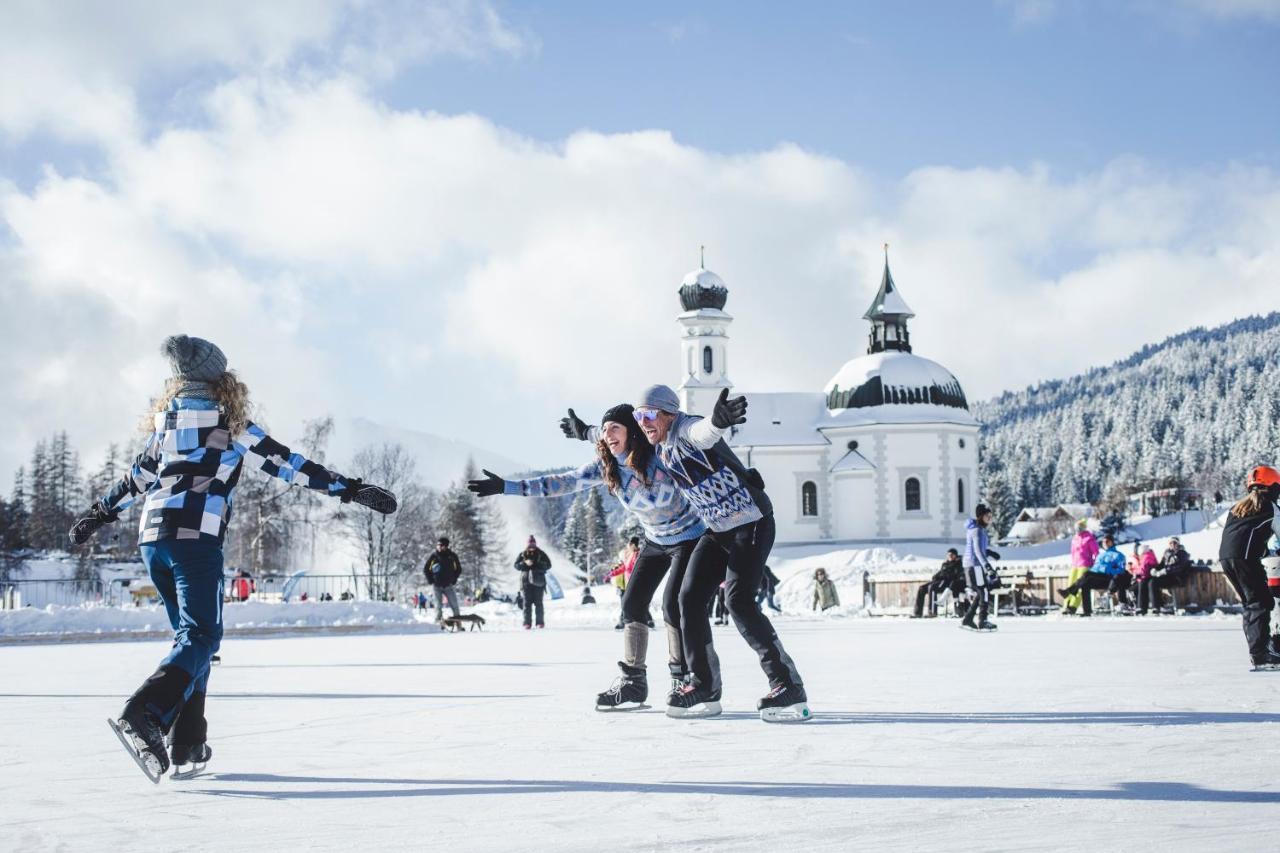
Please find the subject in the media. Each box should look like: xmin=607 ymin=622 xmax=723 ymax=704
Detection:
xmin=504 ymin=454 xmax=706 ymax=546
xmin=653 ymin=413 xmax=772 ymax=534
xmin=101 ymin=397 xmax=350 ymax=545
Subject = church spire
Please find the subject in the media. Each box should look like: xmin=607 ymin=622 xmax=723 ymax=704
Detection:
xmin=863 ymin=246 xmax=914 ymax=354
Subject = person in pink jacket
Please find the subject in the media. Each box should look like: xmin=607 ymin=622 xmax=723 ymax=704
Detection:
xmin=1131 ymin=544 xmax=1160 ymax=613
xmin=1062 ymin=520 xmax=1100 ymax=615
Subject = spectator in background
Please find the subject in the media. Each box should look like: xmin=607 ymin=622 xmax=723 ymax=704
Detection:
xmin=812 ymin=568 xmax=840 ymax=612
xmin=581 ymin=585 xmax=597 ymax=605
xmin=913 ymin=548 xmax=966 ymax=618
xmin=1131 ymin=544 xmax=1160 ymax=614
xmin=756 ymin=564 xmax=782 ymax=613
xmin=712 ymin=581 xmax=729 ymax=625
xmin=1058 ymin=534 xmax=1131 ymax=615
xmin=608 ymin=538 xmax=641 ymax=629
xmin=516 ymin=535 xmax=552 ymax=629
xmin=423 ymin=536 xmax=463 ymax=623
xmin=1147 ymin=537 xmax=1193 ymax=613
xmin=1062 ymin=520 xmax=1100 ymax=616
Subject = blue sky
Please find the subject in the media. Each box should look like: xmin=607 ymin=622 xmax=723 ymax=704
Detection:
xmin=1 ymin=0 xmax=1278 ymax=486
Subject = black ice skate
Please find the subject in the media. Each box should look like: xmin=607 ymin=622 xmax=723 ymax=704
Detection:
xmin=666 ymin=683 xmax=722 ymax=719
xmin=169 ymin=742 xmax=212 ymax=780
xmin=108 ymin=709 xmax=170 ymax=784
xmin=596 ymin=662 xmax=649 ymax=711
xmin=1250 ymin=651 xmax=1280 ymax=672
xmin=757 ymin=683 xmax=811 ymax=723
xmin=974 ymin=620 xmax=998 ymax=632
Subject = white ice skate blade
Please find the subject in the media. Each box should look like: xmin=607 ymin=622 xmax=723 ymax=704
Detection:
xmin=1249 ymin=664 xmax=1280 ymax=672
xmin=760 ymin=703 xmax=812 ymax=723
xmin=595 ymin=702 xmax=650 ymax=712
xmin=960 ymin=625 xmax=997 ymax=632
xmin=107 ymin=718 xmax=163 ymax=784
xmin=170 ymin=762 xmax=208 ymax=780
xmin=665 ymin=701 xmax=722 ymax=719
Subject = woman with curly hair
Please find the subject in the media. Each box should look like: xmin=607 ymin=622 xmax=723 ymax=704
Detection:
xmin=71 ymin=335 xmax=397 ymax=782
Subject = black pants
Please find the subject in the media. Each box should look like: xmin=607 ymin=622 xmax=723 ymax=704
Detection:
xmin=1064 ymin=572 xmax=1131 ymax=615
xmin=914 ymin=580 xmax=964 ymax=617
xmin=1220 ymin=558 xmax=1273 ymax=659
xmin=679 ymin=516 xmax=803 ymax=692
xmin=619 ymin=538 xmax=697 ymax=672
xmin=1135 ymin=574 xmax=1184 ymax=612
xmin=522 ymin=584 xmax=545 ymax=627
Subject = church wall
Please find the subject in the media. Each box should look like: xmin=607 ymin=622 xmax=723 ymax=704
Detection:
xmin=832 ymin=473 xmax=877 ymax=539
xmin=737 ymin=446 xmax=828 ymax=543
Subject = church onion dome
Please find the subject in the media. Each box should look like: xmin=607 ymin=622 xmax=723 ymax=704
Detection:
xmin=825 ymin=351 xmax=970 ymax=412
xmin=679 ymin=267 xmax=729 ymax=311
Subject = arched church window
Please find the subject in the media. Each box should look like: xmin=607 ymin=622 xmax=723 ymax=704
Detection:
xmin=703 ymin=346 xmax=713 ymax=374
xmin=904 ymin=477 xmax=921 ymax=512
xmin=801 ymin=481 xmax=818 ymax=517
xmin=957 ymin=479 xmax=966 ymax=514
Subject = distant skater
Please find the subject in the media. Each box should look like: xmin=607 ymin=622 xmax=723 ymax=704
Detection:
xmin=71 ymin=335 xmax=396 ymax=782
xmin=1217 ymin=466 xmax=1280 ymax=671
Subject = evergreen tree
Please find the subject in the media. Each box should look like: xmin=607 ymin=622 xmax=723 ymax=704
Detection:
xmin=560 ymin=493 xmax=588 ymax=575
xmin=580 ymin=487 xmax=612 ymax=583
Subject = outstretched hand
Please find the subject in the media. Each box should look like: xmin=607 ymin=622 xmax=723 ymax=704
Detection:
xmin=68 ymin=502 xmax=118 ymax=546
xmin=341 ymin=478 xmax=398 ymax=514
xmin=468 ymin=469 xmax=505 ymax=498
xmin=560 ymin=407 xmax=590 ymax=441
xmin=711 ymin=387 xmax=748 ymax=429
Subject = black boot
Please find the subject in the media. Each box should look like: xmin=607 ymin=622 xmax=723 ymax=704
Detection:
xmin=757 ymin=682 xmax=811 ymax=722
xmin=596 ymin=662 xmax=648 ymax=711
xmin=117 ymin=665 xmax=191 ymax=778
xmin=169 ymin=690 xmax=209 ymax=770
xmin=1250 ymin=651 xmax=1280 ymax=672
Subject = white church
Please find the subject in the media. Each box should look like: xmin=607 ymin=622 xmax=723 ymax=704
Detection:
xmin=675 ymin=253 xmax=981 ymax=545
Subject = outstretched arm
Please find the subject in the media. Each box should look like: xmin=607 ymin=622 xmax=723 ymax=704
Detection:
xmin=471 ymin=460 xmax=604 ymax=499
xmin=673 ymin=389 xmax=747 ymax=450
xmin=235 ymin=422 xmax=395 ymax=512
xmin=103 ymin=432 xmax=163 ymax=512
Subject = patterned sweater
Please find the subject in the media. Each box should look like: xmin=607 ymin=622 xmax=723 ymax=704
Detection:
xmin=654 ymin=413 xmax=771 ymax=533
xmin=101 ymin=397 xmax=350 ymax=545
xmin=504 ymin=454 xmax=705 ymax=546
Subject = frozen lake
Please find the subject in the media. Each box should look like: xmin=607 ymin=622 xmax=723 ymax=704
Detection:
xmin=2 ymin=615 xmax=1278 ymax=852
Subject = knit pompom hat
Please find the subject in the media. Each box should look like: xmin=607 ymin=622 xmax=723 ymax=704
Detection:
xmin=162 ymin=335 xmax=227 ymax=382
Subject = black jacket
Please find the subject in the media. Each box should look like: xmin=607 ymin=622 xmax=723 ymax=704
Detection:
xmin=1159 ymin=546 xmax=1192 ymax=577
xmin=515 ymin=548 xmax=551 ymax=586
xmin=932 ymin=556 xmax=965 ymax=588
xmin=424 ymin=549 xmax=463 ymax=587
xmin=1219 ymin=498 xmax=1279 ymax=563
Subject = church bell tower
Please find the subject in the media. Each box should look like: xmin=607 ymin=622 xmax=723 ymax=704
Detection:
xmin=676 ymin=250 xmax=733 ymax=417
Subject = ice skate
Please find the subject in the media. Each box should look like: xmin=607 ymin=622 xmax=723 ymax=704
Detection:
xmin=169 ymin=742 xmax=212 ymax=780
xmin=596 ymin=662 xmax=649 ymax=711
xmin=975 ymin=620 xmax=998 ymax=632
xmin=1249 ymin=652 xmax=1280 ymax=672
xmin=757 ymin=683 xmax=811 ymax=723
xmin=666 ymin=683 xmax=722 ymax=719
xmin=108 ymin=710 xmax=169 ymax=784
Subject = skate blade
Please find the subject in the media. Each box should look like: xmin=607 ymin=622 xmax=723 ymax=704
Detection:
xmin=170 ymin=762 xmax=208 ymax=780
xmin=595 ymin=702 xmax=651 ymax=712
xmin=760 ymin=703 xmax=812 ymax=723
xmin=107 ymin=718 xmax=163 ymax=784
xmin=1250 ymin=664 xmax=1280 ymax=672
xmin=665 ymin=701 xmax=722 ymax=719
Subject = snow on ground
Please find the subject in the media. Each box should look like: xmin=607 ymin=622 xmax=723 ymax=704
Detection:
xmin=0 ymin=601 xmax=436 ymax=640
xmin=2 ymin=618 xmax=1278 ymax=853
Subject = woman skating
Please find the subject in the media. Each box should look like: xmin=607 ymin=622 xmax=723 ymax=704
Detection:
xmin=469 ymin=404 xmax=713 ymax=710
xmin=70 ymin=335 xmax=397 ymax=782
xmin=1217 ymin=466 xmax=1280 ymax=670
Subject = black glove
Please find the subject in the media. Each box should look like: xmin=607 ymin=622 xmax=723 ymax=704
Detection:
xmin=341 ymin=478 xmax=398 ymax=514
xmin=69 ymin=501 xmax=119 ymax=546
xmin=559 ymin=408 xmax=590 ymax=441
xmin=468 ymin=469 xmax=505 ymax=498
xmin=985 ymin=549 xmax=1001 ymax=562
xmin=711 ymin=387 xmax=748 ymax=429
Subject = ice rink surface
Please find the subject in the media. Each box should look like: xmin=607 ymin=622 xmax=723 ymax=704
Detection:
xmin=3 ymin=615 xmax=1278 ymax=853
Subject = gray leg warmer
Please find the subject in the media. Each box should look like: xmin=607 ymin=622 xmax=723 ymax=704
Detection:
xmin=623 ymin=622 xmax=649 ymax=668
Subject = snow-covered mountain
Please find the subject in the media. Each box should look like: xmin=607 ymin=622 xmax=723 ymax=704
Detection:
xmin=975 ymin=312 xmax=1280 ymax=510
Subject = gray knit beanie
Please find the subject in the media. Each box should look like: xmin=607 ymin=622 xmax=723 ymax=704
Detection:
xmin=635 ymin=384 xmax=681 ymax=414
xmin=161 ymin=335 xmax=228 ymax=382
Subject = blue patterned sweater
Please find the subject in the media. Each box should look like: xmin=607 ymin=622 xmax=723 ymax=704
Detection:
xmin=503 ymin=454 xmax=705 ymax=546
xmin=654 ymin=413 xmax=771 ymax=533
xmin=102 ymin=397 xmax=350 ymax=545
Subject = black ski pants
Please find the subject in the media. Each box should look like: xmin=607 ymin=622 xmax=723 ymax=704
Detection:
xmin=914 ymin=579 xmax=964 ymax=617
xmin=1065 ymin=572 xmax=1131 ymax=615
xmin=619 ymin=538 xmax=698 ymax=675
xmin=522 ymin=584 xmax=545 ymax=627
xmin=1220 ymin=558 xmax=1273 ymax=659
xmin=1135 ymin=574 xmax=1184 ymax=613
xmin=679 ymin=515 xmax=803 ymax=692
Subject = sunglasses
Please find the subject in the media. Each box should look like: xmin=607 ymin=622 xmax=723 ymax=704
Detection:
xmin=633 ymin=408 xmax=664 ymax=424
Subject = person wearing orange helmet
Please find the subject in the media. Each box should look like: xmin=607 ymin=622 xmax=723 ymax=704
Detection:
xmin=1218 ymin=465 xmax=1280 ymax=670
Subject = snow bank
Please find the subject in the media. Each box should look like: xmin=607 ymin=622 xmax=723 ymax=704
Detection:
xmin=0 ymin=600 xmax=437 ymax=639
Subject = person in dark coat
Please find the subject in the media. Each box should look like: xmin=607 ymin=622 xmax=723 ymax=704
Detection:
xmin=913 ymin=549 xmax=966 ymax=617
xmin=423 ymin=536 xmax=463 ymax=621
xmin=515 ymin=535 xmax=552 ymax=628
xmin=1140 ymin=537 xmax=1193 ymax=614
xmin=1218 ymin=466 xmax=1280 ymax=669
xmin=756 ymin=564 xmax=782 ymax=613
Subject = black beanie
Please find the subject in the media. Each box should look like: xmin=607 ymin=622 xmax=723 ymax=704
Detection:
xmin=975 ymin=503 xmax=992 ymax=518
xmin=601 ymin=404 xmax=647 ymax=452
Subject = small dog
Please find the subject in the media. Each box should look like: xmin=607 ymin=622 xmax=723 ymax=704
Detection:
xmin=441 ymin=613 xmax=486 ymax=632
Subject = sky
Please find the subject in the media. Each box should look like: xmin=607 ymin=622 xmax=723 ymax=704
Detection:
xmin=1 ymin=0 xmax=1278 ymax=490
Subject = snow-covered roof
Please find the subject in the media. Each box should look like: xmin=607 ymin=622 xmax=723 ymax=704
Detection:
xmin=830 ymin=449 xmax=875 ymax=473
xmin=820 ymin=403 xmax=979 ymax=429
xmin=1005 ymin=520 xmax=1046 ymax=541
xmin=1016 ymin=507 xmax=1059 ymax=522
xmin=824 ymin=350 xmax=972 ymax=418
xmin=729 ymin=392 xmax=831 ymax=447
xmin=1057 ymin=503 xmax=1095 ymax=519
xmin=681 ymin=267 xmax=727 ymax=290
xmin=863 ymin=258 xmax=914 ymax=320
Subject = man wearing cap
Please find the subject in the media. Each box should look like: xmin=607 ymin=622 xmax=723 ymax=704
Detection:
xmin=515 ymin=535 xmax=552 ymax=628
xmin=423 ymin=536 xmax=463 ymax=623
